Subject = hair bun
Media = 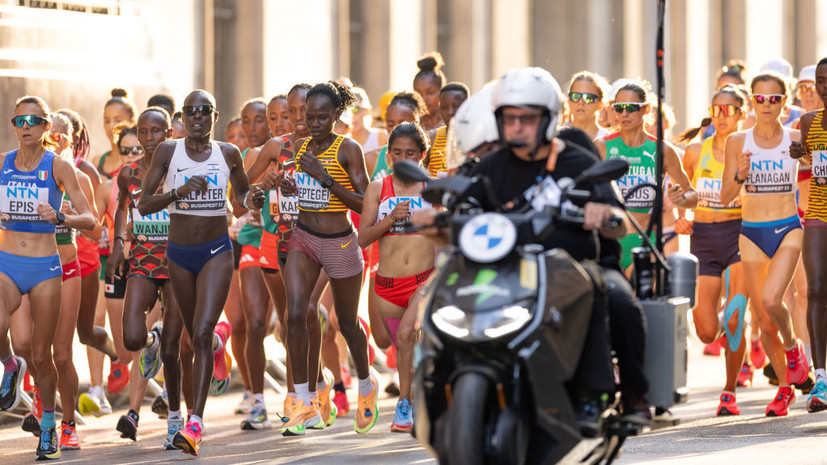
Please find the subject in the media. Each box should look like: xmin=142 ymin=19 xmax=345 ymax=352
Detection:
xmin=417 ymin=52 xmax=444 ymax=72
xmin=111 ymin=88 xmax=129 ymax=99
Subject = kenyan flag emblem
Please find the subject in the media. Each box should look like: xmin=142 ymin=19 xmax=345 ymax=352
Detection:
xmin=37 ymin=170 xmax=48 ymax=181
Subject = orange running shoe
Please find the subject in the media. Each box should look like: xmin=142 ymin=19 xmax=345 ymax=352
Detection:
xmin=172 ymin=420 xmax=202 ymax=456
xmin=354 ymin=375 xmax=379 ymax=434
xmin=765 ymin=386 xmax=796 ymax=417
xmin=785 ymin=340 xmax=809 ymax=387
xmin=716 ymin=392 xmax=740 ymax=416
xmin=107 ymin=361 xmax=130 ymax=395
xmin=213 ymin=321 xmax=232 ymax=381
xmin=60 ymin=420 xmax=80 ymax=450
xmin=281 ymin=399 xmax=322 ymax=436
xmin=317 ymin=368 xmax=337 ymax=427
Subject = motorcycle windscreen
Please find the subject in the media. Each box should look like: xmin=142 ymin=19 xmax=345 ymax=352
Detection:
xmin=433 ymin=256 xmax=537 ymax=313
xmin=538 ymin=249 xmax=596 ymax=378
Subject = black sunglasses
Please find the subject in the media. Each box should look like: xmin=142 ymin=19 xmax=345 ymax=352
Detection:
xmin=118 ymin=145 xmax=144 ymax=156
xmin=182 ymin=105 xmax=215 ymax=117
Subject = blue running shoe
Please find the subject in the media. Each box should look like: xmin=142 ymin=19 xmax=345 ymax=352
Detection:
xmin=139 ymin=323 xmax=163 ymax=380
xmin=390 ymin=398 xmax=413 ymax=432
xmin=1 ymin=356 xmax=26 ymax=411
xmin=807 ymin=380 xmax=827 ymax=413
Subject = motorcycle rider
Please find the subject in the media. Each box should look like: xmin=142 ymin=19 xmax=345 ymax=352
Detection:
xmin=416 ymin=67 xmax=651 ymax=431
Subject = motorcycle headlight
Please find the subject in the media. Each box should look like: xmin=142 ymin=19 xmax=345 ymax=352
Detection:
xmin=431 ymin=302 xmax=533 ymax=341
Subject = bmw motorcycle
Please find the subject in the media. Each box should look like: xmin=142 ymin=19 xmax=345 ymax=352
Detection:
xmin=396 ymin=158 xmax=694 ymax=465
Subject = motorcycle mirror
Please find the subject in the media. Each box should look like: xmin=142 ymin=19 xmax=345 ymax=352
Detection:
xmin=393 ymin=160 xmax=431 ymax=184
xmin=574 ymin=159 xmax=629 ymax=184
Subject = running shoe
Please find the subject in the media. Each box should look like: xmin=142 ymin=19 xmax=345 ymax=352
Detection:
xmin=766 ymin=386 xmax=796 ymax=417
xmin=807 ymin=380 xmax=827 ymax=413
xmin=235 ymin=391 xmax=253 ymax=415
xmin=716 ymin=392 xmax=740 ymax=416
xmin=799 ymin=371 xmax=816 ymax=394
xmin=333 ymin=390 xmax=350 ymax=417
xmin=164 ymin=418 xmax=184 ymax=450
xmin=354 ymin=375 xmax=379 ymax=434
xmin=386 ymin=346 xmax=397 ymax=369
xmin=60 ymin=420 xmax=80 ymax=450
xmin=391 ymin=398 xmax=413 ymax=432
xmin=341 ymin=363 xmax=352 ymax=389
xmin=702 ymin=336 xmax=724 ymax=356
xmin=764 ymin=363 xmax=780 ymax=386
xmin=785 ymin=340 xmax=809 ymax=386
xmin=116 ymin=410 xmax=139 ymax=441
xmin=107 ymin=361 xmax=130 ymax=395
xmin=737 ymin=363 xmax=754 ymax=388
xmin=385 ymin=379 xmax=400 ymax=397
xmin=281 ymin=399 xmax=322 ymax=436
xmin=319 ymin=368 xmax=337 ymax=427
xmin=241 ymin=407 xmax=272 ymax=430
xmin=213 ymin=321 xmax=232 ymax=381
xmin=97 ymin=388 xmax=113 ymax=415
xmin=152 ymin=393 xmax=169 ymax=419
xmin=751 ymin=337 xmax=767 ymax=369
xmin=139 ymin=322 xmax=163 ymax=380
xmin=209 ymin=373 xmax=230 ymax=396
xmin=0 ymin=355 xmax=26 ymax=411
xmin=22 ymin=387 xmax=42 ymax=436
xmin=172 ymin=420 xmax=202 ymax=456
xmin=35 ymin=427 xmax=60 ymax=461
xmin=282 ymin=393 xmax=296 ymax=423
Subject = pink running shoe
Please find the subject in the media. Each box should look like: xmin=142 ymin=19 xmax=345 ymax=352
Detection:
xmin=213 ymin=321 xmax=232 ymax=381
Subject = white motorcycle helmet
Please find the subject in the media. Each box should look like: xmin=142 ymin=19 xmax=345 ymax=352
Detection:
xmin=492 ymin=67 xmax=563 ymax=150
xmin=445 ymin=86 xmax=499 ymax=169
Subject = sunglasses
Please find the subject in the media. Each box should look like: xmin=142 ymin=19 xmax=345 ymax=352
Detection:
xmin=612 ymin=102 xmax=644 ymax=113
xmin=502 ymin=113 xmax=543 ymax=126
xmin=798 ymin=83 xmax=816 ymax=93
xmin=11 ymin=115 xmax=48 ymax=128
xmin=118 ymin=145 xmax=144 ymax=156
xmin=182 ymin=105 xmax=215 ymax=117
xmin=350 ymin=106 xmax=369 ymax=113
xmin=709 ymin=104 xmax=739 ymax=117
xmin=752 ymin=94 xmax=785 ymax=105
xmin=568 ymin=92 xmax=600 ymax=104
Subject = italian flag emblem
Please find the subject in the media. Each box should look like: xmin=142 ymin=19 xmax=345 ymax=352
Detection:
xmin=37 ymin=170 xmax=47 ymax=181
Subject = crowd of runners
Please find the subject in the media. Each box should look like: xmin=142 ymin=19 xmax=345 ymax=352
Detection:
xmin=1 ymin=50 xmax=827 ymax=462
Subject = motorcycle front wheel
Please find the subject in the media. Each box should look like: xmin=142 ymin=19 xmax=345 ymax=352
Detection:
xmin=448 ymin=372 xmax=491 ymax=465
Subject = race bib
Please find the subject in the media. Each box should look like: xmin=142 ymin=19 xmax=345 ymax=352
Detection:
xmin=296 ymin=172 xmax=330 ymax=211
xmin=615 ymin=168 xmax=655 ymax=210
xmin=131 ymin=207 xmax=169 ymax=244
xmin=0 ymin=182 xmax=49 ymax=223
xmin=377 ymin=195 xmax=432 ymax=234
xmin=695 ymin=176 xmax=738 ymax=210
xmin=811 ymin=149 xmax=827 ymax=186
xmin=745 ymin=155 xmax=795 ymax=194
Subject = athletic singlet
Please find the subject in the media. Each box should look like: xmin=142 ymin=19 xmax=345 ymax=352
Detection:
xmin=164 ymin=139 xmax=230 ymax=216
xmin=55 ymin=192 xmax=76 ymax=245
xmin=428 ymin=126 xmax=448 ymax=178
xmin=370 ymin=145 xmax=391 ymax=182
xmin=784 ymin=107 xmax=802 ymax=128
xmin=99 ymin=177 xmax=119 ymax=256
xmin=237 ymin=148 xmax=263 ymax=247
xmin=604 ymin=133 xmax=657 ymax=213
xmin=0 ymin=150 xmax=63 ymax=233
xmin=362 ymin=130 xmax=381 ymax=154
xmin=266 ymin=136 xmax=299 ymax=231
xmin=742 ymin=127 xmax=797 ymax=196
xmin=805 ymin=111 xmax=827 ymax=222
xmin=97 ymin=151 xmax=121 ymax=179
xmin=691 ymin=137 xmax=741 ymax=213
xmin=376 ymin=175 xmax=431 ymax=235
xmin=126 ymin=162 xmax=169 ymax=279
xmin=295 ymin=135 xmax=353 ymax=213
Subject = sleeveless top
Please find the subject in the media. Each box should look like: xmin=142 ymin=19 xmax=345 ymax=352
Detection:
xmin=805 ymin=111 xmax=827 ymax=222
xmin=376 ymin=175 xmax=431 ymax=236
xmin=691 ymin=137 xmax=741 ymax=214
xmin=97 ymin=150 xmax=121 ymax=179
xmin=362 ymin=130 xmax=381 ymax=154
xmin=164 ymin=139 xmax=230 ymax=217
xmin=742 ymin=128 xmax=797 ymax=196
xmin=370 ymin=145 xmax=391 ymax=182
xmin=265 ymin=136 xmax=299 ymax=232
xmin=236 ymin=148 xmax=264 ymax=247
xmin=428 ymin=126 xmax=448 ymax=178
xmin=295 ymin=135 xmax=353 ymax=213
xmin=604 ymin=133 xmax=657 ymax=214
xmin=784 ymin=107 xmax=802 ymax=128
xmin=0 ymin=150 xmax=63 ymax=233
xmin=55 ymin=191 xmax=76 ymax=245
xmin=126 ymin=162 xmax=170 ymax=278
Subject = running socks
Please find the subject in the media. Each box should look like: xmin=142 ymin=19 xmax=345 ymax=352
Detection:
xmin=254 ymin=393 xmax=265 ymax=409
xmin=190 ymin=414 xmax=204 ymax=429
xmin=317 ymin=376 xmax=327 ymax=393
xmin=816 ymin=369 xmax=827 ymax=385
xmin=41 ymin=408 xmax=56 ymax=429
xmin=333 ymin=382 xmax=346 ymax=393
xmin=212 ymin=334 xmax=223 ymax=353
xmin=295 ymin=383 xmax=310 ymax=404
xmin=169 ymin=410 xmax=182 ymax=421
xmin=358 ymin=376 xmax=373 ymax=397
xmin=1 ymin=354 xmax=18 ymax=372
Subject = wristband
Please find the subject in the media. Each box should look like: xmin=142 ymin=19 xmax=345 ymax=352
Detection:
xmin=171 ymin=188 xmax=180 ymax=200
xmin=243 ymin=191 xmax=251 ymax=210
xmin=114 ymin=236 xmax=125 ymax=245
xmin=734 ymin=170 xmax=746 ymax=184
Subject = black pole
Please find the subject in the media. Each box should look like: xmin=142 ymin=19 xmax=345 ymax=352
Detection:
xmin=654 ymin=0 xmax=667 ymax=295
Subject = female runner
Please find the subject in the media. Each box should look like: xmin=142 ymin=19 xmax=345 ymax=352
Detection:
xmin=139 ymin=90 xmax=264 ymax=455
xmin=425 ymin=82 xmax=469 ymax=178
xmin=678 ymin=86 xmax=749 ymax=414
xmin=566 ymin=71 xmax=611 ymax=141
xmin=358 ymin=122 xmax=435 ymax=432
xmin=413 ymin=52 xmax=447 ymax=131
xmin=720 ymin=72 xmax=808 ymax=416
xmin=0 ymin=96 xmax=97 ymax=459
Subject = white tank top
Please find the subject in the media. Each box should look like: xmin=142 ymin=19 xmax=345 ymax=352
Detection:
xmin=164 ymin=139 xmax=230 ymax=216
xmin=742 ymin=128 xmax=797 ymax=196
xmin=362 ymin=130 xmax=381 ymax=154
